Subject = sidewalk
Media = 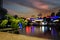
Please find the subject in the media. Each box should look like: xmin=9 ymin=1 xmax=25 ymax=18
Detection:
xmin=0 ymin=32 xmax=51 ymax=40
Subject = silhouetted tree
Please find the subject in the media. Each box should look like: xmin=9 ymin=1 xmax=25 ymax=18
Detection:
xmin=0 ymin=8 xmax=7 ymax=15
xmin=43 ymin=17 xmax=46 ymax=21
xmin=51 ymin=12 xmax=55 ymax=16
xmin=56 ymin=10 xmax=60 ymax=16
xmin=38 ymin=13 xmax=42 ymax=17
xmin=0 ymin=0 xmax=7 ymax=19
xmin=0 ymin=8 xmax=7 ymax=20
xmin=37 ymin=13 xmax=42 ymax=18
xmin=14 ymin=15 xmax=18 ymax=19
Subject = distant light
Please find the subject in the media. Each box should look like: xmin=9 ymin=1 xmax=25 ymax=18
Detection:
xmin=35 ymin=19 xmax=43 ymax=21
xmin=51 ymin=16 xmax=60 ymax=19
xmin=42 ymin=22 xmax=44 ymax=25
xmin=30 ymin=18 xmax=35 ymax=21
xmin=53 ymin=20 xmax=59 ymax=22
xmin=32 ymin=21 xmax=35 ymax=22
xmin=42 ymin=22 xmax=47 ymax=25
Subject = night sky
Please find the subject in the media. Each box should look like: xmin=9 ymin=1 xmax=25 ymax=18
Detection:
xmin=3 ymin=0 xmax=60 ymax=17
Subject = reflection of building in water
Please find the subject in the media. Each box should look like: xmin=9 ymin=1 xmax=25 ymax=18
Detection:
xmin=31 ymin=26 xmax=35 ymax=33
xmin=51 ymin=27 xmax=57 ymax=38
xmin=40 ymin=26 xmax=42 ymax=32
xmin=26 ymin=26 xmax=31 ymax=34
xmin=39 ymin=26 xmax=48 ymax=33
xmin=18 ymin=26 xmax=53 ymax=35
xmin=42 ymin=26 xmax=45 ymax=33
xmin=25 ymin=26 xmax=50 ymax=34
xmin=34 ymin=27 xmax=40 ymax=34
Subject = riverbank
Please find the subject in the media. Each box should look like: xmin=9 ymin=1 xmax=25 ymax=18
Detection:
xmin=0 ymin=32 xmax=51 ymax=40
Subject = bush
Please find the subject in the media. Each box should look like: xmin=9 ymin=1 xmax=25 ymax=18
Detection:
xmin=0 ymin=19 xmax=8 ymax=28
xmin=11 ymin=18 xmax=19 ymax=29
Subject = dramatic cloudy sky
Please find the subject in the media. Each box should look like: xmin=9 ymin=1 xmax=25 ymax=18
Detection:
xmin=3 ymin=0 xmax=60 ymax=17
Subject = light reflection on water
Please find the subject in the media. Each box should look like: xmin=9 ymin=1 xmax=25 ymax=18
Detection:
xmin=19 ymin=26 xmax=57 ymax=38
xmin=18 ymin=25 xmax=58 ymax=39
xmin=26 ymin=26 xmax=31 ymax=34
xmin=19 ymin=26 xmax=51 ymax=35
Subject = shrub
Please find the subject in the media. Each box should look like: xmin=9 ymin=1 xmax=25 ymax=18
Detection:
xmin=0 ymin=20 xmax=8 ymax=28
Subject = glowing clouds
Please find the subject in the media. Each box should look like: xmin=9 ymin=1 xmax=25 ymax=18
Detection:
xmin=28 ymin=0 xmax=49 ymax=10
xmin=4 ymin=0 xmax=60 ymax=10
xmin=32 ymin=1 xmax=49 ymax=9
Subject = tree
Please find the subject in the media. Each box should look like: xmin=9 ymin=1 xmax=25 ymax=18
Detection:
xmin=14 ymin=15 xmax=18 ymax=19
xmin=37 ymin=13 xmax=42 ymax=18
xmin=0 ymin=8 xmax=7 ymax=15
xmin=11 ymin=18 xmax=19 ymax=29
xmin=0 ymin=19 xmax=8 ymax=28
xmin=51 ymin=12 xmax=55 ymax=16
xmin=0 ymin=8 xmax=7 ymax=20
xmin=56 ymin=10 xmax=60 ymax=16
xmin=38 ymin=13 xmax=42 ymax=17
